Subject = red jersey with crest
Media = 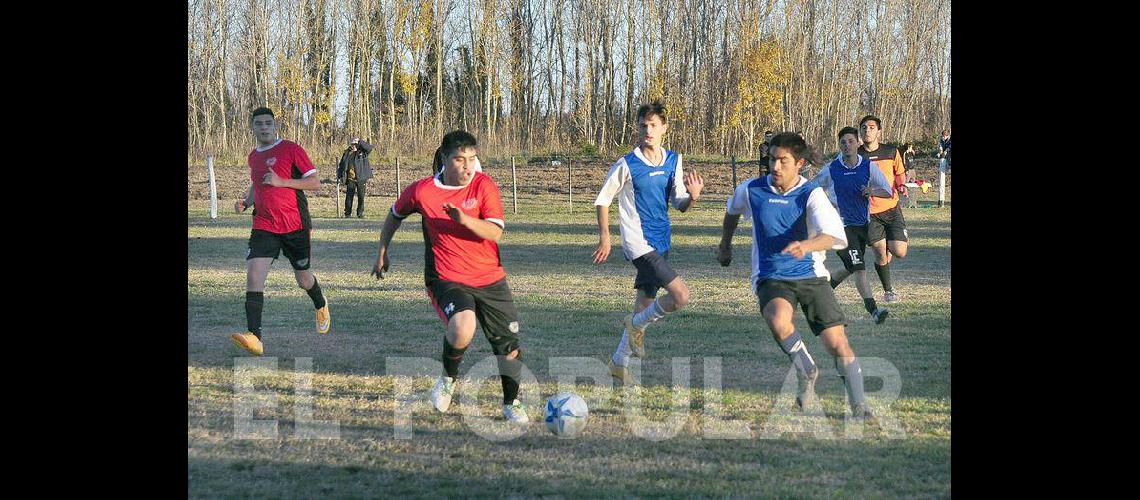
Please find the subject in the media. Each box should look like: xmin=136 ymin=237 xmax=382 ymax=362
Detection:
xmin=392 ymin=172 xmax=507 ymax=287
xmin=248 ymin=139 xmax=317 ymax=234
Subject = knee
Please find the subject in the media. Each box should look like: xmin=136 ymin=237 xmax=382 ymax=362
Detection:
xmin=893 ymin=247 xmax=908 ymax=259
xmin=877 ymin=252 xmax=891 ymax=266
xmin=822 ymin=338 xmax=847 ymax=357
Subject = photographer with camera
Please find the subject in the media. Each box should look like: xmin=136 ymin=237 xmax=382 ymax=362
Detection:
xmin=336 ymin=136 xmax=374 ymax=218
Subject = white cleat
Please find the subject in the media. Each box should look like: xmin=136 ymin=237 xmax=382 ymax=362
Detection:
xmin=503 ymin=399 xmax=529 ymax=423
xmin=430 ymin=376 xmax=456 ymax=413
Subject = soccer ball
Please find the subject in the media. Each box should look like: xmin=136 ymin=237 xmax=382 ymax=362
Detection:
xmin=544 ymin=392 xmax=588 ymax=438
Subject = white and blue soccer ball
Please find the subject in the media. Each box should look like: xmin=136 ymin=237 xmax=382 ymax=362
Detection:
xmin=544 ymin=392 xmax=588 ymax=437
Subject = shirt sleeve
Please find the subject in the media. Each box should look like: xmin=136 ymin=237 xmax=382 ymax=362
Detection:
xmin=812 ymin=165 xmax=837 ymax=207
xmin=391 ymin=181 xmax=419 ymax=219
xmin=867 ymin=166 xmax=894 ymax=198
xmin=292 ymin=144 xmax=318 ymax=178
xmin=478 ymin=176 xmax=505 ymax=229
xmin=594 ymin=158 xmax=629 ymax=206
xmin=892 ymin=150 xmax=905 ymax=177
xmin=725 ymin=179 xmax=754 ymax=220
xmin=670 ymin=154 xmax=691 ymax=210
xmin=806 ymin=187 xmax=847 ymax=250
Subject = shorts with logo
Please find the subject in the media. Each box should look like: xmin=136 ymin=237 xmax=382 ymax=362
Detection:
xmin=631 ymin=250 xmax=678 ymax=298
xmin=247 ymin=228 xmax=312 ymax=270
xmin=756 ymin=277 xmax=846 ymax=335
xmin=836 ymin=224 xmax=870 ymax=272
xmin=868 ymin=205 xmax=908 ymax=243
xmin=427 ymin=278 xmax=520 ymax=355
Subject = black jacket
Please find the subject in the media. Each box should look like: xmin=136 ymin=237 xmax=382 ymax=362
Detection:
xmin=337 ymin=140 xmax=374 ymax=182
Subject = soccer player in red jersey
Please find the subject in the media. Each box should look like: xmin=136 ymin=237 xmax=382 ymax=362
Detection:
xmin=230 ymin=107 xmax=331 ymax=356
xmin=371 ymin=130 xmax=528 ymax=423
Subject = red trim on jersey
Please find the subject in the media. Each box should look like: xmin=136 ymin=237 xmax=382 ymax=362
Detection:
xmin=248 ymin=140 xmax=317 ymax=234
xmin=394 ymin=172 xmax=507 ymax=288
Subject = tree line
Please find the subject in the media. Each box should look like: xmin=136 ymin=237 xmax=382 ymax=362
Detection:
xmin=188 ymin=0 xmax=950 ymax=164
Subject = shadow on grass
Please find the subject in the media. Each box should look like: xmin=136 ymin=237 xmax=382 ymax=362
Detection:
xmin=187 ymin=432 xmax=951 ymax=497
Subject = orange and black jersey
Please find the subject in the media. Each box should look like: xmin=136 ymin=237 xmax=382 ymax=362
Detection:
xmin=859 ymin=144 xmax=905 ymax=214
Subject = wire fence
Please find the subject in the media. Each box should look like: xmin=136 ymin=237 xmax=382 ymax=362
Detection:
xmin=189 ymin=154 xmax=950 ymax=218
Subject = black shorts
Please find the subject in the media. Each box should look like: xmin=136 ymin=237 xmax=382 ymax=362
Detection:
xmin=756 ymin=277 xmax=846 ymax=335
xmin=247 ymin=229 xmax=312 ymax=270
xmin=632 ymin=250 xmax=678 ymax=298
xmin=836 ymin=224 xmax=870 ymax=272
xmin=868 ymin=205 xmax=909 ymax=243
xmin=427 ymin=278 xmax=520 ymax=355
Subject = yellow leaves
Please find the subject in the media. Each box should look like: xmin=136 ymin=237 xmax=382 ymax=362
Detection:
xmin=727 ymin=37 xmax=785 ymax=136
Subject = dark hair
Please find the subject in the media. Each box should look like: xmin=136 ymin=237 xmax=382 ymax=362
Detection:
xmin=250 ymin=107 xmax=275 ymax=123
xmin=838 ymin=126 xmax=859 ymax=141
xmin=859 ymin=114 xmax=881 ymax=129
xmin=636 ymin=101 xmax=668 ymax=124
xmin=769 ymin=132 xmax=809 ymax=162
xmin=433 ymin=130 xmax=478 ymax=171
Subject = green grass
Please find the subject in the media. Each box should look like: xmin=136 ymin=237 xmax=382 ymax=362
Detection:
xmin=188 ymin=200 xmax=951 ymax=497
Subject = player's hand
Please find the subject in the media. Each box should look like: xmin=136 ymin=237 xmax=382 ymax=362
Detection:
xmin=371 ymin=249 xmax=391 ymax=279
xmin=592 ymin=236 xmax=611 ymax=264
xmin=782 ymin=241 xmax=807 ymax=259
xmin=684 ymin=170 xmax=705 ymax=201
xmin=861 ymin=186 xmax=873 ymax=197
xmin=262 ymin=171 xmax=286 ymax=187
xmin=716 ymin=244 xmax=732 ymax=266
xmin=442 ymin=203 xmax=466 ymax=224
xmin=897 ymin=184 xmax=908 ymax=197
xmin=234 ymin=200 xmax=247 ymax=213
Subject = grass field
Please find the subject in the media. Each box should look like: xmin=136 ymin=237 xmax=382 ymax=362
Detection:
xmin=188 ymin=196 xmax=951 ymax=497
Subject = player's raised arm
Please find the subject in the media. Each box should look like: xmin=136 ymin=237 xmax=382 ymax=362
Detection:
xmin=671 ymin=156 xmax=703 ymax=212
xmin=444 ymin=202 xmax=503 ymax=242
xmin=804 ymin=186 xmax=848 ymax=252
xmin=864 ymin=165 xmax=894 ymax=199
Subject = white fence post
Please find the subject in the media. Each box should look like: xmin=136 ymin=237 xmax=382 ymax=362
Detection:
xmin=511 ymin=156 xmax=518 ymax=215
xmin=207 ymin=155 xmax=217 ymax=219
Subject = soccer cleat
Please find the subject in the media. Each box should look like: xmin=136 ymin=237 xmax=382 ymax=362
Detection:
xmin=609 ymin=362 xmax=639 ymax=387
xmin=230 ymin=332 xmax=264 ymax=356
xmin=503 ymin=399 xmax=529 ymax=423
xmin=316 ymin=303 xmax=331 ymax=334
xmin=624 ymin=314 xmax=646 ymax=358
xmin=430 ymin=376 xmax=456 ymax=413
xmin=883 ymin=290 xmax=900 ymax=303
xmin=795 ymin=367 xmax=820 ymax=411
xmin=871 ymin=308 xmax=890 ymax=324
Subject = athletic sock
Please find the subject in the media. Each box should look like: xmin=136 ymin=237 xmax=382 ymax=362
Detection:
xmin=612 ymin=329 xmax=632 ymax=366
xmin=442 ymin=337 xmax=467 ymax=379
xmin=874 ymin=263 xmax=893 ymax=292
xmin=778 ymin=331 xmax=817 ymax=377
xmin=245 ymin=291 xmax=264 ymax=339
xmin=863 ymin=298 xmax=878 ymax=315
xmin=835 ymin=357 xmax=866 ymax=409
xmin=497 ymin=355 xmax=523 ymax=404
xmin=305 ymin=277 xmax=327 ymax=309
xmin=632 ymin=300 xmax=668 ymax=329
